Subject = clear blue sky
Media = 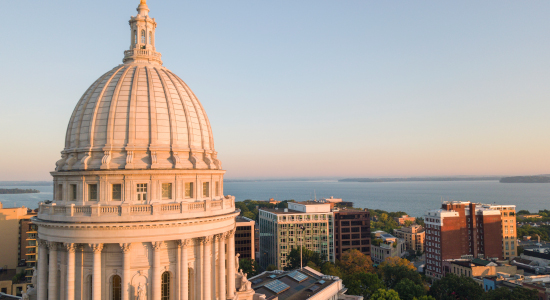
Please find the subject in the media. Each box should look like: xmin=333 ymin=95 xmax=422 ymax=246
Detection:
xmin=2 ymin=0 xmax=550 ymax=180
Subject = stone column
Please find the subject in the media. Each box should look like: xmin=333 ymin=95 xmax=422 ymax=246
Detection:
xmin=202 ymin=237 xmax=212 ymax=300
xmin=152 ymin=242 xmax=163 ymax=300
xmin=48 ymin=242 xmax=58 ymax=300
xmin=37 ymin=240 xmax=48 ymax=300
xmin=65 ymin=243 xmax=76 ymax=300
xmin=218 ymin=234 xmax=226 ymax=300
xmin=90 ymin=244 xmax=104 ymax=300
xmin=59 ymin=250 xmax=66 ymax=300
xmin=227 ymin=230 xmax=236 ymax=299
xmin=120 ymin=243 xmax=132 ymax=300
xmin=180 ymin=240 xmax=190 ymax=300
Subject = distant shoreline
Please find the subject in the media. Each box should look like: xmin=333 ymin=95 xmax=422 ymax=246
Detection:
xmin=500 ymin=176 xmax=550 ymax=183
xmin=0 ymin=188 xmax=40 ymax=194
xmin=0 ymin=181 xmax=51 ymax=186
xmin=339 ymin=177 xmax=502 ymax=183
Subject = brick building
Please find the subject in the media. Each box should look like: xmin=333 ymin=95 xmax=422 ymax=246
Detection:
xmin=424 ymin=201 xmax=503 ymax=279
xmin=333 ymin=209 xmax=370 ymax=260
xmin=235 ymin=216 xmax=255 ymax=260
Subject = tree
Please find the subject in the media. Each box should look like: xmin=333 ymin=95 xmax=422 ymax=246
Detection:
xmin=337 ymin=249 xmax=375 ymax=274
xmin=344 ymin=272 xmax=385 ymax=298
xmin=320 ymin=262 xmax=343 ymax=278
xmin=371 ymin=289 xmax=401 ymax=300
xmin=517 ymin=210 xmax=530 ymax=215
xmin=378 ymin=258 xmax=421 ymax=289
xmin=394 ymin=278 xmax=426 ymax=300
xmin=239 ymin=258 xmax=260 ymax=277
xmin=285 ymin=247 xmax=326 ymax=270
xmin=413 ymin=296 xmax=435 ymax=300
xmin=485 ymin=287 xmax=538 ymax=300
xmin=428 ymin=274 xmax=484 ymax=300
xmin=266 ymin=264 xmax=277 ymax=271
xmin=404 ymin=220 xmax=414 ymax=227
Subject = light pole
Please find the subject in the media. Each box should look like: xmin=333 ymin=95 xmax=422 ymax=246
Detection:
xmin=300 ymin=225 xmax=305 ymax=269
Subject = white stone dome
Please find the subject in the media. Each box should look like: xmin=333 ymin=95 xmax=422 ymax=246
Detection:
xmin=55 ymin=3 xmax=221 ymax=171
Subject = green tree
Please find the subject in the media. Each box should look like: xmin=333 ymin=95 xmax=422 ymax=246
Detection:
xmin=484 ymin=287 xmax=538 ymax=300
xmin=266 ymin=264 xmax=277 ymax=271
xmin=239 ymin=258 xmax=260 ymax=277
xmin=413 ymin=296 xmax=435 ymax=300
xmin=428 ymin=274 xmax=484 ymax=300
xmin=285 ymin=246 xmax=326 ymax=270
xmin=320 ymin=262 xmax=343 ymax=278
xmin=517 ymin=210 xmax=530 ymax=215
xmin=394 ymin=278 xmax=425 ymax=300
xmin=344 ymin=273 xmax=385 ymax=298
xmin=378 ymin=258 xmax=421 ymax=289
xmin=371 ymin=289 xmax=401 ymax=300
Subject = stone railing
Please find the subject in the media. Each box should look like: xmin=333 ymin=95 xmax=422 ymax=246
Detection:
xmin=37 ymin=197 xmax=236 ymax=223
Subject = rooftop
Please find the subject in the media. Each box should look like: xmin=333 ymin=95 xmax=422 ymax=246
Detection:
xmin=249 ymin=267 xmax=347 ymax=300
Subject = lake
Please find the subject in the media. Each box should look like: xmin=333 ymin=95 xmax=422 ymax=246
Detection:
xmin=1 ymin=181 xmax=548 ymax=217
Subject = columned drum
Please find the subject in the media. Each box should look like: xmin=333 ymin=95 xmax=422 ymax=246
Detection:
xmin=32 ymin=1 xmax=243 ymax=299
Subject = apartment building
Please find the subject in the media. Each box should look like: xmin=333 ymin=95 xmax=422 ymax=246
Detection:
xmin=235 ymin=216 xmax=255 ymax=260
xmin=480 ymin=204 xmax=517 ymax=259
xmin=333 ymin=209 xmax=371 ymax=260
xmin=0 ymin=202 xmax=37 ymax=270
xmin=371 ymin=231 xmax=406 ymax=264
xmin=424 ymin=201 xmax=503 ymax=279
xmin=259 ymin=202 xmax=334 ymax=269
xmin=394 ymin=215 xmax=416 ymax=226
xmin=394 ymin=224 xmax=425 ymax=253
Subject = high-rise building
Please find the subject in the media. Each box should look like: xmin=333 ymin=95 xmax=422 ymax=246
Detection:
xmin=479 ymin=204 xmax=517 ymax=259
xmin=259 ymin=202 xmax=334 ymax=270
xmin=31 ymin=1 xmax=253 ymax=300
xmin=333 ymin=209 xmax=370 ymax=260
xmin=236 ymin=216 xmax=256 ymax=260
xmin=0 ymin=203 xmax=36 ymax=270
xmin=393 ymin=224 xmax=425 ymax=253
xmin=424 ymin=201 xmax=503 ymax=279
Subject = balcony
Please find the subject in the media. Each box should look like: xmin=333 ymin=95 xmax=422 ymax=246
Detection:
xmin=36 ymin=197 xmax=236 ymax=223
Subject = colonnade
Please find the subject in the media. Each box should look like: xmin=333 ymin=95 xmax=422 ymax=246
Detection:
xmin=36 ymin=230 xmax=237 ymax=300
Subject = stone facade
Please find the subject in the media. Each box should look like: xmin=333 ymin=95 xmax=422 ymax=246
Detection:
xmin=31 ymin=2 xmax=251 ymax=300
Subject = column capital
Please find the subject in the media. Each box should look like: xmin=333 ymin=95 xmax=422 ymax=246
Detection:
xmin=38 ymin=239 xmax=48 ymax=248
xmin=200 ymin=236 xmax=212 ymax=245
xmin=177 ymin=239 xmax=191 ymax=248
xmin=89 ymin=243 xmax=104 ymax=253
xmin=119 ymin=243 xmax=132 ymax=253
xmin=47 ymin=241 xmax=59 ymax=250
xmin=64 ymin=243 xmax=77 ymax=253
xmin=152 ymin=241 xmax=163 ymax=250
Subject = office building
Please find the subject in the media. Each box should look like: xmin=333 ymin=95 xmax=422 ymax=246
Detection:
xmin=0 ymin=203 xmax=36 ymax=270
xmin=480 ymin=204 xmax=518 ymax=259
xmin=333 ymin=209 xmax=370 ymax=260
xmin=236 ymin=216 xmax=256 ymax=260
xmin=259 ymin=202 xmax=334 ymax=269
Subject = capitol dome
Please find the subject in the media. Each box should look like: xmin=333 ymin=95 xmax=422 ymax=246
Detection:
xmin=56 ymin=2 xmax=220 ymax=172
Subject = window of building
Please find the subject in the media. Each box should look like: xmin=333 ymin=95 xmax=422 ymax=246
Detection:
xmin=149 ymin=31 xmax=152 ymax=45
xmin=161 ymin=272 xmax=170 ymax=300
xmin=137 ymin=183 xmax=147 ymax=201
xmin=203 ymin=182 xmax=210 ymax=197
xmin=88 ymin=184 xmax=98 ymax=201
xmin=112 ymin=184 xmax=122 ymax=201
xmin=215 ymin=182 xmax=220 ymax=197
xmin=133 ymin=30 xmax=137 ymax=45
xmin=185 ymin=182 xmax=194 ymax=198
xmin=141 ymin=30 xmax=146 ymax=44
xmin=57 ymin=184 xmax=63 ymax=200
xmin=70 ymin=184 xmax=77 ymax=201
xmin=111 ymin=275 xmax=121 ymax=300
xmin=162 ymin=183 xmax=172 ymax=200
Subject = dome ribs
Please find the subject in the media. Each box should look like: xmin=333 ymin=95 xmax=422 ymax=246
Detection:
xmin=151 ymin=67 xmax=178 ymax=169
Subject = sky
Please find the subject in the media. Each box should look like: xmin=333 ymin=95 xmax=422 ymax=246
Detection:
xmin=1 ymin=1 xmax=550 ymax=180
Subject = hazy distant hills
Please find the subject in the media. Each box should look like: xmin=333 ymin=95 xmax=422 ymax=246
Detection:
xmin=0 ymin=181 xmax=51 ymax=186
xmin=339 ymin=177 xmax=502 ymax=183
xmin=499 ymin=175 xmax=550 ymax=183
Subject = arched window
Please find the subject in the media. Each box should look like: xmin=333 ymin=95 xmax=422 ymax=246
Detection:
xmin=149 ymin=31 xmax=152 ymax=45
xmin=111 ymin=275 xmax=121 ymax=300
xmin=133 ymin=30 xmax=137 ymax=45
xmin=161 ymin=272 xmax=170 ymax=300
xmin=141 ymin=30 xmax=146 ymax=44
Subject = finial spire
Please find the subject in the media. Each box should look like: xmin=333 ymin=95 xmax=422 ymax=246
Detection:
xmin=137 ymin=0 xmax=150 ymax=16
